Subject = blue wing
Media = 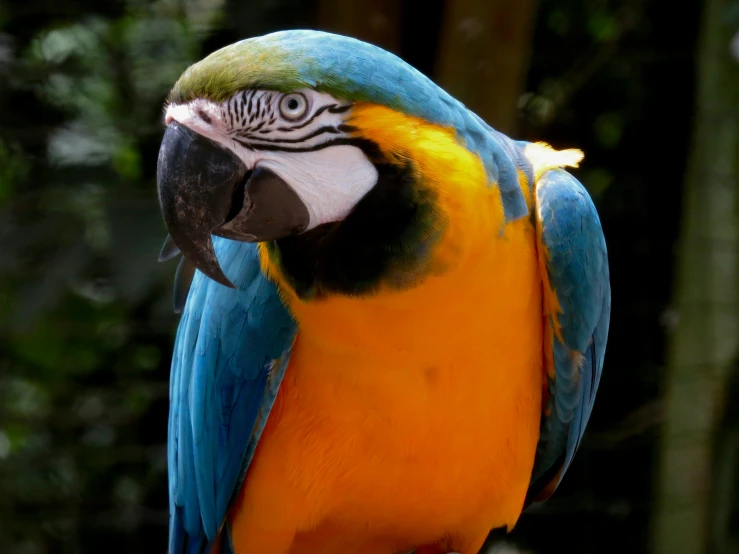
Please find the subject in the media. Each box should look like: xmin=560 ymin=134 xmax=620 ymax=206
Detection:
xmin=527 ymin=168 xmax=611 ymax=503
xmin=168 ymin=237 xmax=297 ymax=554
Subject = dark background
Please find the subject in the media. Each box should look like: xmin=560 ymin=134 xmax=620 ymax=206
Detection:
xmin=1 ymin=1 xmax=737 ymax=553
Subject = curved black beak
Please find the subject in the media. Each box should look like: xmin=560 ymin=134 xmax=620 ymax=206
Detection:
xmin=157 ymin=121 xmax=310 ymax=288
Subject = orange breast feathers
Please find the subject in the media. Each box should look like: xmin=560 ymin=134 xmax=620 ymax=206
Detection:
xmin=231 ymin=105 xmax=545 ymax=554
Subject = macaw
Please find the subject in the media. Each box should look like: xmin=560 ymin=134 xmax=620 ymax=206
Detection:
xmin=155 ymin=30 xmax=611 ymax=554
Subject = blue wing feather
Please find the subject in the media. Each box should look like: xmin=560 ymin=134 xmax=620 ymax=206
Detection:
xmin=529 ymin=168 xmax=611 ymax=501
xmin=168 ymin=237 xmax=297 ymax=553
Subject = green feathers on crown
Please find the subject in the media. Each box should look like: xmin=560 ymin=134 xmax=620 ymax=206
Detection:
xmin=168 ymin=38 xmax=309 ymax=104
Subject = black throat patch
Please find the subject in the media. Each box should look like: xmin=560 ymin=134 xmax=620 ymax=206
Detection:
xmin=266 ymin=149 xmax=443 ymax=299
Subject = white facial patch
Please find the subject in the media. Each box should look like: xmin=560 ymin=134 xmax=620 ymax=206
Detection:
xmin=256 ymin=147 xmax=378 ymax=227
xmin=165 ymin=89 xmax=379 ymax=228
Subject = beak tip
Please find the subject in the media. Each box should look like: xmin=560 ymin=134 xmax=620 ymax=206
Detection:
xmin=220 ymin=278 xmax=237 ymax=289
xmin=200 ymin=266 xmax=236 ymax=289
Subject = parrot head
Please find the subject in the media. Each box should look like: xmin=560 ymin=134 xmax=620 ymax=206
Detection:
xmin=157 ymin=30 xmax=531 ymax=295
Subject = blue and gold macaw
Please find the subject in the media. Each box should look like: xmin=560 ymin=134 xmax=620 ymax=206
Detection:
xmin=156 ymin=30 xmax=611 ymax=554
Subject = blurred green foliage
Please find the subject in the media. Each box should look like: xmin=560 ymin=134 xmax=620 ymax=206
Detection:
xmin=0 ymin=1 xmax=228 ymax=552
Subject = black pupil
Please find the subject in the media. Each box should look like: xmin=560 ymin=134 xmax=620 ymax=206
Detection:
xmin=287 ymin=98 xmax=299 ymax=110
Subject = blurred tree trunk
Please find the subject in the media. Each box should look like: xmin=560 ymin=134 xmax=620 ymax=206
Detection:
xmin=316 ymin=0 xmax=401 ymax=53
xmin=435 ymin=0 xmax=538 ymax=134
xmin=712 ymin=362 xmax=739 ymax=553
xmin=651 ymin=0 xmax=739 ymax=552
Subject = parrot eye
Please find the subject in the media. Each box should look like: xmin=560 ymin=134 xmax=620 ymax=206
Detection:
xmin=279 ymin=93 xmax=309 ymax=121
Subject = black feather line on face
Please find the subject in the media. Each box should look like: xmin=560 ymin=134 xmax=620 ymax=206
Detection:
xmin=327 ymin=104 xmax=352 ymax=114
xmin=238 ymin=125 xmax=340 ymax=144
xmin=232 ymin=137 xmax=369 ymax=153
xmin=247 ymin=93 xmax=255 ymax=122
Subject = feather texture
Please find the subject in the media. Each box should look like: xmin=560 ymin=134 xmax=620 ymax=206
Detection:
xmin=167 ymin=237 xmax=296 ymax=554
xmin=528 ymin=168 xmax=611 ymax=501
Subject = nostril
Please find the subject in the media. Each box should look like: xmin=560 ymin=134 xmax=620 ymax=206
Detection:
xmin=197 ymin=109 xmax=212 ymax=124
